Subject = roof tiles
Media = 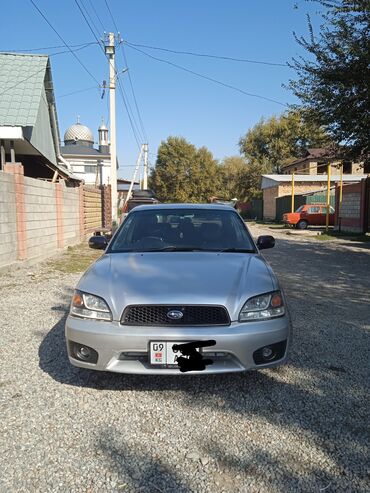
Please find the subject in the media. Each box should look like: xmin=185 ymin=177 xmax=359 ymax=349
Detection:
xmin=0 ymin=53 xmax=48 ymax=126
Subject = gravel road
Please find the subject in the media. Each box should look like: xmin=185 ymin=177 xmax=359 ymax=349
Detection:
xmin=1 ymin=226 xmax=369 ymax=493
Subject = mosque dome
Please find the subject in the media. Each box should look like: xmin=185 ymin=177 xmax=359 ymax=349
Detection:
xmin=64 ymin=118 xmax=94 ymax=147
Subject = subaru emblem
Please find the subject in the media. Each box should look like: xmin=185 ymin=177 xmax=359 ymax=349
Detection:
xmin=167 ymin=309 xmax=184 ymax=320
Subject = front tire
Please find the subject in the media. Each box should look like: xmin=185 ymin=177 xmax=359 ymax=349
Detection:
xmin=296 ymin=220 xmax=308 ymax=230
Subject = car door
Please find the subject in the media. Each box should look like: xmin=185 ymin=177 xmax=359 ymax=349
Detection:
xmin=307 ymin=206 xmax=321 ymax=225
xmin=321 ymin=205 xmax=335 ymax=225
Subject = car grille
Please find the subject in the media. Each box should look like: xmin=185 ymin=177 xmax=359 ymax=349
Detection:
xmin=121 ymin=305 xmax=230 ymax=326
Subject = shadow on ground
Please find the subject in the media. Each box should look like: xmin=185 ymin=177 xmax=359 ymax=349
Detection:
xmin=38 ymin=237 xmax=370 ymax=491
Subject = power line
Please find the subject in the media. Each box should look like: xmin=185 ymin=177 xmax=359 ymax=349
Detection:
xmin=57 ymin=85 xmax=99 ymax=98
xmin=74 ymin=0 xmax=104 ymax=49
xmin=48 ymin=43 xmax=98 ymax=57
xmin=29 ymin=0 xmax=100 ymax=84
xmin=74 ymin=0 xmax=143 ymax=148
xmin=2 ymin=41 xmax=97 ymax=53
xmin=104 ymin=0 xmax=148 ymax=141
xmin=0 ymin=45 xmax=100 ymax=98
xmin=79 ymin=0 xmax=101 ymax=39
xmin=124 ymin=40 xmax=289 ymax=68
xmin=126 ymin=44 xmax=288 ymax=107
xmin=86 ymin=0 xmax=106 ymax=33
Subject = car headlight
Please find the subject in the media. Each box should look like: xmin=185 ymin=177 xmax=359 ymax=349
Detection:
xmin=70 ymin=290 xmax=112 ymax=321
xmin=239 ymin=291 xmax=285 ymax=322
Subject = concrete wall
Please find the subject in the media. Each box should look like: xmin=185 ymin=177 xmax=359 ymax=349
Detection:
xmin=0 ymin=172 xmax=17 ymax=266
xmin=23 ymin=176 xmax=58 ymax=261
xmin=0 ymin=165 xmax=83 ymax=269
xmin=63 ymin=185 xmax=80 ymax=246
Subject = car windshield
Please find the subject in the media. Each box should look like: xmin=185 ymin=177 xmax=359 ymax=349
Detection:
xmin=295 ymin=205 xmax=304 ymax=212
xmin=109 ymin=208 xmax=256 ymax=253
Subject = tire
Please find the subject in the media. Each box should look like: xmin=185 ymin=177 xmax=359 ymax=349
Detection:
xmin=296 ymin=220 xmax=308 ymax=230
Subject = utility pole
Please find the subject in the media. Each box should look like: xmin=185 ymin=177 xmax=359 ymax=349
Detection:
xmin=143 ymin=143 xmax=149 ymax=190
xmin=124 ymin=145 xmax=144 ymax=207
xmin=105 ymin=33 xmax=118 ymax=225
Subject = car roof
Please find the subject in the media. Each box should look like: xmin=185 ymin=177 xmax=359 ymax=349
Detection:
xmin=131 ymin=203 xmax=236 ymax=212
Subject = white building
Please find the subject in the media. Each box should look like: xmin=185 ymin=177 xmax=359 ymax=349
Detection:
xmin=60 ymin=118 xmax=114 ymax=185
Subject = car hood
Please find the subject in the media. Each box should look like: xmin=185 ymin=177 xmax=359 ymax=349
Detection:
xmin=77 ymin=252 xmax=277 ymax=321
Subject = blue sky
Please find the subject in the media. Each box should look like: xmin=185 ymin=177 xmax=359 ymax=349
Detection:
xmin=1 ymin=0 xmax=324 ymax=179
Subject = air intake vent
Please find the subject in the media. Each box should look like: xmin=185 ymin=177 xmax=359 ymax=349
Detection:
xmin=121 ymin=305 xmax=230 ymax=326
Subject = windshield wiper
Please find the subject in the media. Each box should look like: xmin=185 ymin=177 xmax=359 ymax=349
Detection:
xmin=217 ymin=248 xmax=256 ymax=253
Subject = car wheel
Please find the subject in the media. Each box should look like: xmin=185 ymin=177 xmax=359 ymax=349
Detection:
xmin=296 ymin=220 xmax=308 ymax=230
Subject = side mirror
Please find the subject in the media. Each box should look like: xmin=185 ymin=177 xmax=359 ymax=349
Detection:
xmin=88 ymin=235 xmax=108 ymax=250
xmin=257 ymin=235 xmax=275 ymax=250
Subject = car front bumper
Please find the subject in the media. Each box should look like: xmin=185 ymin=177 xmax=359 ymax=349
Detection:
xmin=65 ymin=315 xmax=291 ymax=374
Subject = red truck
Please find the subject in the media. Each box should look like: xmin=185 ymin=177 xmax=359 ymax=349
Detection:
xmin=283 ymin=204 xmax=335 ymax=229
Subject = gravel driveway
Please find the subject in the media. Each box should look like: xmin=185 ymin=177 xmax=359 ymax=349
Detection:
xmin=1 ymin=226 xmax=369 ymax=493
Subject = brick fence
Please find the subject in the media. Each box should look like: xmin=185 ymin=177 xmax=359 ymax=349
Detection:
xmin=0 ymin=164 xmax=83 ymax=268
xmin=335 ymin=180 xmax=367 ymax=233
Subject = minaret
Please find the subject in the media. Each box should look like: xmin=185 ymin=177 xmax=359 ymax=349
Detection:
xmin=98 ymin=118 xmax=109 ymax=154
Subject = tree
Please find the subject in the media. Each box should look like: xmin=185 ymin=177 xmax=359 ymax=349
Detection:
xmin=239 ymin=109 xmax=330 ymax=172
xmin=218 ymin=156 xmax=272 ymax=202
xmin=289 ymin=0 xmax=370 ymax=163
xmin=149 ymin=136 xmax=220 ymax=202
xmin=219 ymin=156 xmax=248 ymax=200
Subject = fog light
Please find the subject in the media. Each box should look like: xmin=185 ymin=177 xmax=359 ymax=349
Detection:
xmin=68 ymin=341 xmax=99 ymax=364
xmin=77 ymin=346 xmax=91 ymax=360
xmin=253 ymin=340 xmax=287 ymax=365
xmin=262 ymin=346 xmax=274 ymax=360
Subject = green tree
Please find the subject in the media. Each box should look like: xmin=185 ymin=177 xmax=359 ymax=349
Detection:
xmin=289 ymin=0 xmax=370 ymax=163
xmin=219 ymin=156 xmax=247 ymax=200
xmin=149 ymin=136 xmax=220 ymax=202
xmin=218 ymin=156 xmax=271 ymax=202
xmin=239 ymin=109 xmax=330 ymax=172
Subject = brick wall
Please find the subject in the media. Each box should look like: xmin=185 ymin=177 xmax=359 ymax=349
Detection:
xmin=0 ymin=172 xmax=17 ymax=266
xmin=263 ymin=186 xmax=279 ymax=219
xmin=335 ymin=181 xmax=366 ymax=233
xmin=0 ymin=164 xmax=83 ymax=269
xmin=23 ymin=176 xmax=58 ymax=260
xmin=263 ymin=182 xmax=328 ymax=219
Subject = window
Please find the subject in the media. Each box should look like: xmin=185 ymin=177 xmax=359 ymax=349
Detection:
xmin=321 ymin=206 xmax=335 ymax=214
xmin=85 ymin=165 xmax=96 ymax=174
xmin=343 ymin=161 xmax=352 ymax=174
xmin=295 ymin=206 xmax=304 ymax=213
xmin=317 ymin=163 xmax=326 ymax=174
xmin=109 ymin=208 xmax=256 ymax=253
xmin=307 ymin=207 xmax=320 ymax=214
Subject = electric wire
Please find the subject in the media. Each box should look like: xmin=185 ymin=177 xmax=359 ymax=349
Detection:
xmin=74 ymin=0 xmax=143 ymax=149
xmin=86 ymin=0 xmax=106 ymax=32
xmin=29 ymin=0 xmax=100 ymax=84
xmin=104 ymin=0 xmax=148 ymax=142
xmin=0 ymin=44 xmax=100 ymax=97
xmin=126 ymin=44 xmax=288 ymax=107
xmin=2 ymin=41 xmax=97 ymax=53
xmin=124 ymin=40 xmax=289 ymax=67
xmin=78 ymin=0 xmax=102 ymax=39
xmin=48 ymin=42 xmax=98 ymax=57
xmin=74 ymin=0 xmax=104 ymax=48
xmin=57 ymin=85 xmax=99 ymax=98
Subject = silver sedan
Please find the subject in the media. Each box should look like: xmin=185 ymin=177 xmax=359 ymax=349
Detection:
xmin=65 ymin=204 xmax=291 ymax=374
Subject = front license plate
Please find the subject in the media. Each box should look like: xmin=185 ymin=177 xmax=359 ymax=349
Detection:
xmin=149 ymin=341 xmax=188 ymax=366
